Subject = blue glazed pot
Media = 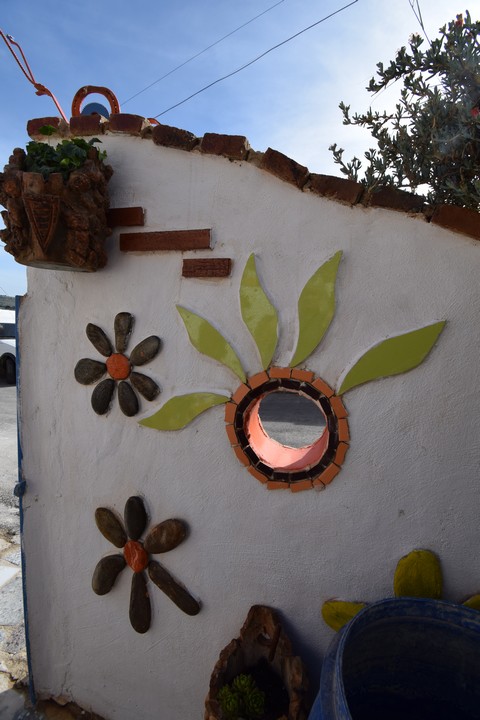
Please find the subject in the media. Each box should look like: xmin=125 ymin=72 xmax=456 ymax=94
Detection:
xmin=309 ymin=597 xmax=480 ymax=720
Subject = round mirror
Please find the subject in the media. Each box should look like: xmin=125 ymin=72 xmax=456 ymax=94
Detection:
xmin=258 ymin=391 xmax=326 ymax=448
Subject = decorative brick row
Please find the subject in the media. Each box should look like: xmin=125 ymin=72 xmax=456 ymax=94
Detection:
xmin=107 ymin=207 xmax=145 ymax=227
xmin=26 ymin=115 xmax=480 ymax=242
xmin=119 ymin=229 xmax=211 ymax=252
xmin=182 ymin=258 xmax=232 ymax=278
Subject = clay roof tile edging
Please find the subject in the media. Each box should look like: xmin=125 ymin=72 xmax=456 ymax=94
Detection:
xmin=24 ymin=114 xmax=480 ymax=243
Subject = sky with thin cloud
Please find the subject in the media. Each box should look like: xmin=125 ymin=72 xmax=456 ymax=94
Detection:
xmin=0 ymin=0 xmax=465 ymax=294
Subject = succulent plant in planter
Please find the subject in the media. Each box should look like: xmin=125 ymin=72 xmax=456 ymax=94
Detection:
xmin=205 ymin=606 xmax=309 ymax=720
xmin=217 ymin=674 xmax=266 ymax=720
xmin=0 ymin=126 xmax=113 ymax=271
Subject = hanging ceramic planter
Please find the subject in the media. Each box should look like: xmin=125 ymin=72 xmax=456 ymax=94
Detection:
xmin=205 ymin=605 xmax=310 ymax=720
xmin=0 ymin=136 xmax=113 ymax=272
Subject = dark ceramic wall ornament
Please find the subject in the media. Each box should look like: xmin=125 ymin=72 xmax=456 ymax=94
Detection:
xmin=74 ymin=312 xmax=161 ymax=417
xmin=92 ymin=495 xmax=201 ymax=634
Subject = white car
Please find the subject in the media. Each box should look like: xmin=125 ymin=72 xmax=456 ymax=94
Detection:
xmin=0 ymin=308 xmax=16 ymax=385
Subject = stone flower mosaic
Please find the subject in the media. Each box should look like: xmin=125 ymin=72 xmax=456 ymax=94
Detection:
xmin=92 ymin=495 xmax=200 ymax=634
xmin=322 ymin=548 xmax=480 ymax=632
xmin=140 ymin=253 xmax=445 ymax=492
xmin=74 ymin=312 xmax=161 ymax=416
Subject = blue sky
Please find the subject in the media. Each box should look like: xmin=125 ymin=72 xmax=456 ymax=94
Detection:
xmin=0 ymin=0 xmax=462 ymax=295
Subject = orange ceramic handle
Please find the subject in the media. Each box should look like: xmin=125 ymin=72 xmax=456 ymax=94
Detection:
xmin=71 ymin=86 xmax=120 ymax=117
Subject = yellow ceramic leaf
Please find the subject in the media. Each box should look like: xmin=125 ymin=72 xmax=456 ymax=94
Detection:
xmin=463 ymin=595 xmax=480 ymax=612
xmin=177 ymin=306 xmax=246 ymax=382
xmin=393 ymin=549 xmax=442 ymax=599
xmin=339 ymin=321 xmax=446 ymax=395
xmin=321 ymin=600 xmax=366 ymax=632
xmin=290 ymin=251 xmax=342 ymax=368
xmin=240 ymin=254 xmax=278 ymax=369
xmin=139 ymin=393 xmax=229 ymax=431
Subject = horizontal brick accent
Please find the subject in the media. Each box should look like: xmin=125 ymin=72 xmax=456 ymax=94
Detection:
xmin=108 ymin=114 xmax=145 ymax=135
xmin=200 ymin=133 xmax=249 ymax=161
xmin=107 ymin=207 xmax=145 ymax=227
xmin=260 ymin=148 xmax=309 ymax=189
xmin=431 ymin=204 xmax=480 ymax=241
xmin=309 ymin=173 xmax=363 ymax=205
xmin=120 ymin=229 xmax=211 ymax=252
xmin=69 ymin=114 xmax=105 ymax=136
xmin=182 ymin=258 xmax=232 ymax=278
xmin=152 ymin=124 xmax=198 ymax=150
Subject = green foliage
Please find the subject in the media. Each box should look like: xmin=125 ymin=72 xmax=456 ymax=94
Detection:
xmin=217 ymin=674 xmax=266 ymax=720
xmin=330 ymin=11 xmax=480 ymax=209
xmin=24 ymin=125 xmax=107 ymax=180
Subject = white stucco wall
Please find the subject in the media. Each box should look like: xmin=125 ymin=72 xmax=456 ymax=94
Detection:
xmin=18 ymin=134 xmax=480 ymax=719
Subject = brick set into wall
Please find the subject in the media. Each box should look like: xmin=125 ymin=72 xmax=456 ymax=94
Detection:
xmin=26 ymin=115 xmax=480 ymax=243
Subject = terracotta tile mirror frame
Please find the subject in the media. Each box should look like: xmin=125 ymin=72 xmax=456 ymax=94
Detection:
xmin=225 ymin=368 xmax=349 ymax=492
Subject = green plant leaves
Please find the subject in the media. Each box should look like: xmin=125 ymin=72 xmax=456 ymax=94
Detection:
xmin=290 ymin=251 xmax=342 ymax=368
xmin=339 ymin=321 xmax=446 ymax=395
xmin=240 ymin=254 xmax=278 ymax=369
xmin=393 ymin=549 xmax=442 ymax=599
xmin=25 ymin=136 xmax=105 ymax=179
xmin=139 ymin=393 xmax=229 ymax=431
xmin=321 ymin=600 xmax=367 ymax=632
xmin=177 ymin=306 xmax=246 ymax=382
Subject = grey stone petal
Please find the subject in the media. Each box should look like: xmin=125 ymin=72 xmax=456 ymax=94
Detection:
xmin=118 ymin=381 xmax=139 ymax=417
xmin=148 ymin=560 xmax=200 ymax=616
xmin=86 ymin=323 xmax=113 ymax=357
xmin=130 ymin=372 xmax=160 ymax=401
xmin=124 ymin=496 xmax=147 ymax=541
xmin=130 ymin=336 xmax=161 ymax=366
xmin=91 ymin=378 xmax=115 ymax=415
xmin=114 ymin=312 xmax=134 ymax=353
xmin=74 ymin=358 xmax=106 ymax=385
xmin=144 ymin=520 xmax=186 ymax=554
xmin=95 ymin=507 xmax=127 ymax=548
xmin=92 ymin=555 xmax=126 ymax=595
xmin=129 ymin=572 xmax=151 ymax=634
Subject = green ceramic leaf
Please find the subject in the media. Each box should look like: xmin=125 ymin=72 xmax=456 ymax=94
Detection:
xmin=139 ymin=393 xmax=229 ymax=431
xmin=393 ymin=549 xmax=442 ymax=599
xmin=321 ymin=600 xmax=367 ymax=632
xmin=240 ymin=254 xmax=278 ymax=369
xmin=339 ymin=321 xmax=446 ymax=395
xmin=290 ymin=251 xmax=342 ymax=368
xmin=177 ymin=306 xmax=246 ymax=382
xmin=463 ymin=595 xmax=480 ymax=612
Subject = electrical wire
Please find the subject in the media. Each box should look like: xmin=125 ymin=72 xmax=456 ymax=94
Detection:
xmin=121 ymin=0 xmax=286 ymax=106
xmin=408 ymin=0 xmax=431 ymax=45
xmin=153 ymin=0 xmax=359 ymax=118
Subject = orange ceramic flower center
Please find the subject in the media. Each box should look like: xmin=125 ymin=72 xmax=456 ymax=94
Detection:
xmin=124 ymin=540 xmax=148 ymax=572
xmin=106 ymin=353 xmax=131 ymax=380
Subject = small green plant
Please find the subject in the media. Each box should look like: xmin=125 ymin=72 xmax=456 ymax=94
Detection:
xmin=330 ymin=11 xmax=480 ymax=209
xmin=24 ymin=125 xmax=107 ymax=180
xmin=217 ymin=673 xmax=266 ymax=720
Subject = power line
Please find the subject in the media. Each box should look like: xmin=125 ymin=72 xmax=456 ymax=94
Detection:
xmin=408 ymin=0 xmax=431 ymax=45
xmin=153 ymin=0 xmax=359 ymax=119
xmin=121 ymin=0 xmax=286 ymax=106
